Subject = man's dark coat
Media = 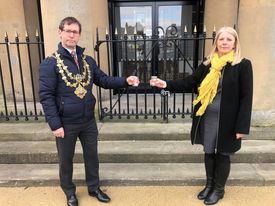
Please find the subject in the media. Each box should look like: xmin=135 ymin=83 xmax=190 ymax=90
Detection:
xmin=39 ymin=43 xmax=127 ymax=130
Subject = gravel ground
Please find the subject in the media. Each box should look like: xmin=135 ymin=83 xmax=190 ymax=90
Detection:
xmin=1 ymin=186 xmax=274 ymax=206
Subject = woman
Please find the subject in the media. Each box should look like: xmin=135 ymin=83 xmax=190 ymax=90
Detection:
xmin=150 ymin=27 xmax=253 ymax=205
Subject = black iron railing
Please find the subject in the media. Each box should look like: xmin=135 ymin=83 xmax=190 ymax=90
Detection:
xmin=0 ymin=32 xmax=44 ymax=121
xmin=0 ymin=25 xmax=215 ymax=122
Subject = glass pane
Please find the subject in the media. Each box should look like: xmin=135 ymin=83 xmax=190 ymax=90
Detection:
xmin=157 ymin=5 xmax=194 ymax=80
xmin=158 ymin=5 xmax=182 ymax=35
xmin=115 ymin=6 xmax=152 ymax=36
xmin=158 ymin=5 xmax=193 ymax=34
xmin=114 ymin=6 xmax=153 ymax=83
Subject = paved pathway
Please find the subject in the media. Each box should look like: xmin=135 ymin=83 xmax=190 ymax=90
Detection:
xmin=1 ymin=186 xmax=275 ymax=206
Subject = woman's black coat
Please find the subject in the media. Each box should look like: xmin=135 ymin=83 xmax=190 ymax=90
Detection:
xmin=166 ymin=59 xmax=253 ymax=153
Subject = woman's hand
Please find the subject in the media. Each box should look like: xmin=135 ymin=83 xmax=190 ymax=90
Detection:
xmin=236 ymin=133 xmax=244 ymax=139
xmin=150 ymin=78 xmax=167 ymax=88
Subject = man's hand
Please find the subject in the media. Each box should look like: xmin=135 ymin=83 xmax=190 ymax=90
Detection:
xmin=126 ymin=76 xmax=140 ymax=87
xmin=53 ymin=127 xmax=65 ymax=138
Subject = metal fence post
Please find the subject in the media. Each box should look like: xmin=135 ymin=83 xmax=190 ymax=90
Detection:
xmin=161 ymin=89 xmax=170 ymax=123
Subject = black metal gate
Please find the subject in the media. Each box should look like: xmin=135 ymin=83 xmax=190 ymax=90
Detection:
xmin=95 ymin=25 xmax=215 ymax=121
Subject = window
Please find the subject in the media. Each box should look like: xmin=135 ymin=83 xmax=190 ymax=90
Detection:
xmin=108 ymin=0 xmax=205 ymax=85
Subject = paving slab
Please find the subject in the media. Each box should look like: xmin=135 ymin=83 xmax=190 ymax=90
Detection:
xmin=1 ymin=185 xmax=275 ymax=206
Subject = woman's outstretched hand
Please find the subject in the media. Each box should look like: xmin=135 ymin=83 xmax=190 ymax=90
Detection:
xmin=149 ymin=77 xmax=167 ymax=88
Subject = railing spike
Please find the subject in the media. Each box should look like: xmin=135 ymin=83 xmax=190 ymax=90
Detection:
xmin=5 ymin=32 xmax=8 ymax=38
xmin=106 ymin=27 xmax=109 ymax=35
xmin=25 ymin=30 xmax=29 ymax=37
xmin=212 ymin=25 xmax=216 ymax=39
xmin=204 ymin=25 xmax=207 ymax=33
xmin=134 ymin=23 xmax=137 ymax=35
xmin=193 ymin=25 xmax=197 ymax=33
xmin=15 ymin=31 xmax=19 ymax=38
xmin=124 ymin=22 xmax=127 ymax=35
xmin=115 ymin=27 xmax=118 ymax=35
xmin=184 ymin=25 xmax=187 ymax=33
xmin=36 ymin=29 xmax=39 ymax=37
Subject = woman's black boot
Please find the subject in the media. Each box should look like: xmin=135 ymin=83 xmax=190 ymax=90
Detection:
xmin=204 ymin=153 xmax=230 ymax=205
xmin=197 ymin=153 xmax=216 ymax=200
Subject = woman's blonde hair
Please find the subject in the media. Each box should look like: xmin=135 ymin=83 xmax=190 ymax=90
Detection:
xmin=204 ymin=26 xmax=242 ymax=66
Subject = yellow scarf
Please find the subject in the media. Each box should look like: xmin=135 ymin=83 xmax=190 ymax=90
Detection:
xmin=193 ymin=51 xmax=234 ymax=116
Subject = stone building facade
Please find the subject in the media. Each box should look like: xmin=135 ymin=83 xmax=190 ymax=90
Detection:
xmin=0 ymin=0 xmax=274 ymax=125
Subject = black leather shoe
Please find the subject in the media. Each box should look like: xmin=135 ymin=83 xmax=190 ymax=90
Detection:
xmin=67 ymin=194 xmax=78 ymax=206
xmin=89 ymin=188 xmax=111 ymax=203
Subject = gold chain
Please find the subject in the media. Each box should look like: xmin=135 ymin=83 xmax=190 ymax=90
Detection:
xmin=53 ymin=52 xmax=91 ymax=99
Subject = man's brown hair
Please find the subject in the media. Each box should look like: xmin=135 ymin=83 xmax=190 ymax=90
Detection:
xmin=59 ymin=16 xmax=82 ymax=33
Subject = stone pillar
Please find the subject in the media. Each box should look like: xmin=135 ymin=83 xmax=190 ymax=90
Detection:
xmin=0 ymin=0 xmax=34 ymax=101
xmin=238 ymin=0 xmax=275 ymax=126
xmin=204 ymin=0 xmax=239 ymax=54
xmin=204 ymin=0 xmax=275 ymax=126
xmin=204 ymin=0 xmax=239 ymax=29
xmin=40 ymin=0 xmax=93 ymax=56
xmin=90 ymin=0 xmax=109 ymax=72
xmin=40 ymin=0 xmax=110 ymax=107
xmin=40 ymin=0 xmax=108 ymax=60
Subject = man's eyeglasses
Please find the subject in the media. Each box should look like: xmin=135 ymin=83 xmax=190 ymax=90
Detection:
xmin=62 ymin=30 xmax=80 ymax=35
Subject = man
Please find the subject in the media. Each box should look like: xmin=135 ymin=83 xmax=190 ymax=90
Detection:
xmin=39 ymin=16 xmax=139 ymax=206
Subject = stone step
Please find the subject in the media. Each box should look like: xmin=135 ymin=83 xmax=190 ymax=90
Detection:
xmin=0 ymin=122 xmax=274 ymax=141
xmin=0 ymin=163 xmax=274 ymax=187
xmin=1 ymin=140 xmax=275 ymax=164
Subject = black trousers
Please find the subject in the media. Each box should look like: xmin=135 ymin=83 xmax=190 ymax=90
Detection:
xmin=56 ymin=119 xmax=99 ymax=197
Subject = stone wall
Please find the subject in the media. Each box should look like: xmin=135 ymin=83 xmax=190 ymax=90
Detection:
xmin=205 ymin=0 xmax=275 ymax=126
xmin=0 ymin=0 xmax=37 ymax=100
